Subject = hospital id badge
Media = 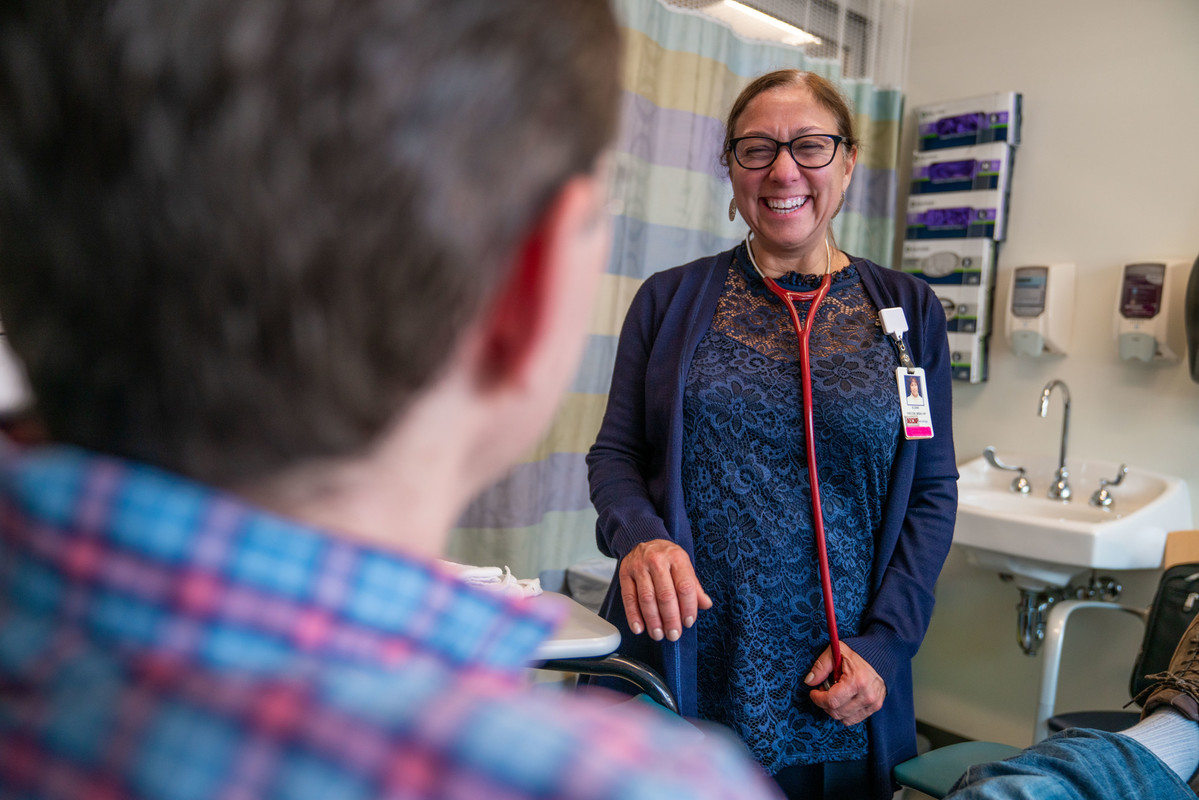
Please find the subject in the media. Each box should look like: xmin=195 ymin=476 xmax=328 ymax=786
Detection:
xmin=896 ymin=367 xmax=933 ymax=440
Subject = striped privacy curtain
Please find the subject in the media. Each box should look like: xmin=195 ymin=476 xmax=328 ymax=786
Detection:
xmin=447 ymin=0 xmax=905 ymax=579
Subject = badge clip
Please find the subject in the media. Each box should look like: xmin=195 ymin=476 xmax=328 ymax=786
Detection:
xmin=879 ymin=307 xmax=917 ymax=374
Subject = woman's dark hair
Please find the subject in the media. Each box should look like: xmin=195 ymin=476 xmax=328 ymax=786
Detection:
xmin=0 ymin=0 xmax=621 ymax=485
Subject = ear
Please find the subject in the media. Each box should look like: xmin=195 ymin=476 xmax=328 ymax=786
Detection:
xmin=478 ymin=222 xmax=551 ymax=388
xmin=476 ymin=174 xmax=608 ymax=392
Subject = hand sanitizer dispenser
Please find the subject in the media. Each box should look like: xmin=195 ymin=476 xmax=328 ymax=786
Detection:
xmin=1006 ymin=263 xmax=1075 ymax=357
xmin=1116 ymin=261 xmax=1187 ymax=362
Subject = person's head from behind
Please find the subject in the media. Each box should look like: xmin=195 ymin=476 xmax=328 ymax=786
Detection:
xmin=0 ymin=0 xmax=621 ymax=503
xmin=721 ymin=69 xmax=857 ymax=262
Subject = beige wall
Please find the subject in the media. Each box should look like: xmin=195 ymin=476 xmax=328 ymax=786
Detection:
xmin=904 ymin=0 xmax=1199 ymax=745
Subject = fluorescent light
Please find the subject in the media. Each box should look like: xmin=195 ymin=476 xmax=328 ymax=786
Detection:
xmin=702 ymin=0 xmax=822 ymax=47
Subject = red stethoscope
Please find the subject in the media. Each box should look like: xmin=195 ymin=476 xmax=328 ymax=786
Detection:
xmin=745 ymin=235 xmax=843 ymax=686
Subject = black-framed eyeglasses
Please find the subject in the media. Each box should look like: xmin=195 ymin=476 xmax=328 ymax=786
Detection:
xmin=728 ymin=134 xmax=846 ymax=170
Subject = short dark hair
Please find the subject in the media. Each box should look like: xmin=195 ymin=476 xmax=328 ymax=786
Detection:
xmin=720 ymin=69 xmax=858 ymax=171
xmin=0 ymin=0 xmax=621 ymax=485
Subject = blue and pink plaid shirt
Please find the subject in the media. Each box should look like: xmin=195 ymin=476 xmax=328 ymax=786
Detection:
xmin=0 ymin=443 xmax=780 ymax=799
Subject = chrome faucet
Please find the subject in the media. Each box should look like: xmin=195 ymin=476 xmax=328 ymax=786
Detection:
xmin=1038 ymin=379 xmax=1071 ymax=500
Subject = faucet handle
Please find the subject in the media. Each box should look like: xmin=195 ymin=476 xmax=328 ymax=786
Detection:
xmin=983 ymin=446 xmax=1020 ymax=471
xmin=1090 ymin=464 xmax=1128 ymax=508
xmin=1099 ymin=464 xmax=1128 ymax=489
xmin=982 ymin=446 xmax=1032 ymax=494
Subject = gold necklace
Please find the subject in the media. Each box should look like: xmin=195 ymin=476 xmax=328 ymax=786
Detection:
xmin=744 ymin=234 xmax=832 ymax=283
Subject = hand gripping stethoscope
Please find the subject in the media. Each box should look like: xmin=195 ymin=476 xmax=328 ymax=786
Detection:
xmin=744 ymin=233 xmax=843 ymax=687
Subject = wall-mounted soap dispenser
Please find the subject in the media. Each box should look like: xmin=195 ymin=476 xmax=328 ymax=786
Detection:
xmin=1115 ymin=260 xmax=1188 ymax=363
xmin=1005 ymin=263 xmax=1075 ymax=356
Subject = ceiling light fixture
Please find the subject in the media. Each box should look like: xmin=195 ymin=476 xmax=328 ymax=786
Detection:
xmin=703 ymin=0 xmax=822 ymax=47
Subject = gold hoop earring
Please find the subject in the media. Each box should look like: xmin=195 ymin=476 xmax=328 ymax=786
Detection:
xmin=728 ymin=198 xmax=737 ymax=222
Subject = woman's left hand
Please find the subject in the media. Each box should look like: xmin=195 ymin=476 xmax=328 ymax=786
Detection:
xmin=804 ymin=642 xmax=886 ymax=726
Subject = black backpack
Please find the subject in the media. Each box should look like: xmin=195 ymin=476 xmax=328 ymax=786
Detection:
xmin=1130 ymin=562 xmax=1199 ymax=701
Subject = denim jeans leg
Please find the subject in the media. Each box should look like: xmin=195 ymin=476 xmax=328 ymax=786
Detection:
xmin=945 ymin=728 xmax=1194 ymax=800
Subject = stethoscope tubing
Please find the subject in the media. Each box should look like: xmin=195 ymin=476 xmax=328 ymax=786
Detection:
xmin=760 ymin=272 xmax=843 ymax=686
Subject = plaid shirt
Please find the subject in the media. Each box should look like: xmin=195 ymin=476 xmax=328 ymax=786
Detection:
xmin=0 ymin=444 xmax=779 ymax=799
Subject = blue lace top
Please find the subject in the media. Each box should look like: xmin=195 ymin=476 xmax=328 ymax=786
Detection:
xmin=682 ymin=243 xmax=900 ymax=774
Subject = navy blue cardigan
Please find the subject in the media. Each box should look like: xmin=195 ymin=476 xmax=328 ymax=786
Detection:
xmin=586 ymin=248 xmax=958 ymax=798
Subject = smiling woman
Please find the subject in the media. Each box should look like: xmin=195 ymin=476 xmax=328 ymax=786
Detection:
xmin=586 ymin=68 xmax=959 ymax=800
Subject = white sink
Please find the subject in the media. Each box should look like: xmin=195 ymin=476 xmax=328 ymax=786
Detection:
xmin=954 ymin=453 xmax=1193 ymax=590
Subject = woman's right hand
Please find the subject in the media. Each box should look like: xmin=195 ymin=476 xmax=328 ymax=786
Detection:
xmin=619 ymin=539 xmax=712 ymax=642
